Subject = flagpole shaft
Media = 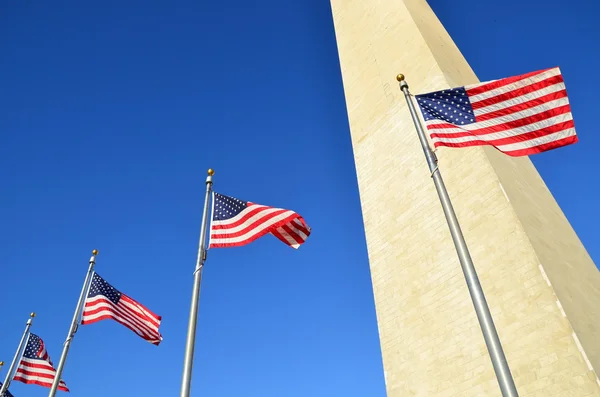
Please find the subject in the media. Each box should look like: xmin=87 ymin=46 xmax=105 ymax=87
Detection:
xmin=0 ymin=313 xmax=35 ymax=397
xmin=48 ymin=250 xmax=98 ymax=397
xmin=397 ymin=75 xmax=519 ymax=397
xmin=180 ymin=169 xmax=214 ymax=397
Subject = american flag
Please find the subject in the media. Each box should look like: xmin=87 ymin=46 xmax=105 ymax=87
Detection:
xmin=415 ymin=67 xmax=577 ymax=156
xmin=12 ymin=333 xmax=69 ymax=392
xmin=0 ymin=382 xmax=15 ymax=397
xmin=81 ymin=273 xmax=163 ymax=345
xmin=209 ymin=192 xmax=311 ymax=249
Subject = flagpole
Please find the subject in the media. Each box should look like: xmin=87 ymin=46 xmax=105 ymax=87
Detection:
xmin=180 ymin=168 xmax=214 ymax=397
xmin=48 ymin=250 xmax=98 ymax=397
xmin=0 ymin=313 xmax=35 ymax=397
xmin=396 ymin=74 xmax=519 ymax=397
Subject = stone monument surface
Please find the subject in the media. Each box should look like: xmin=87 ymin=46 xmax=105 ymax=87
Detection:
xmin=329 ymin=0 xmax=600 ymax=395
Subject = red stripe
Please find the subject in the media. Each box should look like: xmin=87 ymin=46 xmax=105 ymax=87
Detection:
xmin=434 ymin=122 xmax=573 ymax=147
xmin=83 ymin=295 xmax=160 ymax=327
xmin=433 ymin=133 xmax=577 ymax=156
xmin=116 ymin=298 xmax=161 ymax=337
xmin=500 ymin=135 xmax=578 ymax=156
xmin=212 ymin=205 xmax=287 ymax=231
xmin=475 ymin=90 xmax=568 ymax=122
xmin=83 ymin=304 xmax=155 ymax=336
xmin=466 ymin=68 xmax=554 ymax=96
xmin=431 ymin=120 xmax=574 ymax=141
xmin=471 ymin=75 xmax=564 ymax=110
xmin=211 ymin=212 xmax=300 ymax=240
xmin=15 ymin=368 xmax=55 ymax=379
xmin=13 ymin=376 xmax=69 ymax=392
xmin=82 ymin=297 xmax=162 ymax=344
xmin=291 ymin=218 xmax=310 ymax=236
xmin=209 ymin=214 xmax=308 ymax=248
xmin=82 ymin=311 xmax=152 ymax=340
xmin=427 ymin=104 xmax=571 ymax=136
xmin=17 ymin=361 xmax=55 ymax=371
xmin=270 ymin=228 xmax=289 ymax=246
xmin=86 ymin=302 xmax=159 ymax=342
xmin=108 ymin=302 xmax=159 ymax=340
xmin=122 ymin=294 xmax=162 ymax=324
xmin=83 ymin=310 xmax=159 ymax=344
xmin=281 ymin=224 xmax=304 ymax=246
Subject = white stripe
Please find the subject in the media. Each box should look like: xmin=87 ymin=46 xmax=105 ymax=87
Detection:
xmin=105 ymin=301 xmax=159 ymax=335
xmin=275 ymin=227 xmax=299 ymax=247
xmin=426 ymin=98 xmax=570 ymax=130
xmin=433 ymin=126 xmax=575 ymax=148
xmin=211 ymin=210 xmax=297 ymax=236
xmin=84 ymin=305 xmax=155 ymax=340
xmin=15 ymin=357 xmax=66 ymax=386
xmin=212 ymin=203 xmax=271 ymax=227
xmin=20 ymin=356 xmax=53 ymax=368
xmin=211 ymin=215 xmax=294 ymax=245
xmin=15 ymin=367 xmax=56 ymax=378
xmin=467 ymin=68 xmax=561 ymax=103
xmin=498 ymin=128 xmax=576 ymax=153
xmin=14 ymin=374 xmax=55 ymax=385
xmin=474 ymin=82 xmax=566 ymax=117
xmin=212 ymin=207 xmax=290 ymax=234
xmin=211 ymin=218 xmax=284 ymax=244
xmin=18 ymin=359 xmax=56 ymax=376
xmin=207 ymin=191 xmax=216 ymax=249
xmin=83 ymin=298 xmax=157 ymax=338
xmin=287 ymin=220 xmax=309 ymax=241
xmin=84 ymin=293 xmax=160 ymax=329
xmin=430 ymin=114 xmax=573 ymax=143
xmin=120 ymin=296 xmax=160 ymax=327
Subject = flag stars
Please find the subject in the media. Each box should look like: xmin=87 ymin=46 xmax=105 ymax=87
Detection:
xmin=213 ymin=193 xmax=248 ymax=221
xmin=415 ymin=87 xmax=475 ymax=124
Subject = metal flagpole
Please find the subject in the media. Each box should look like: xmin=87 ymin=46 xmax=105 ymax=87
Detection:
xmin=396 ymin=74 xmax=519 ymax=397
xmin=48 ymin=249 xmax=98 ymax=397
xmin=180 ymin=168 xmax=214 ymax=397
xmin=0 ymin=312 xmax=35 ymax=397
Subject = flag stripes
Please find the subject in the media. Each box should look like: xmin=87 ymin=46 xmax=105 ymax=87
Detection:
xmin=13 ymin=334 xmax=68 ymax=392
xmin=416 ymin=67 xmax=577 ymax=156
xmin=209 ymin=193 xmax=310 ymax=249
xmin=81 ymin=273 xmax=162 ymax=345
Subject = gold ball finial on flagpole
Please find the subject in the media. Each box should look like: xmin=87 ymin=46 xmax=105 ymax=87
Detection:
xmin=92 ymin=249 xmax=99 ymax=255
xmin=207 ymin=168 xmax=215 ymax=176
xmin=396 ymin=74 xmax=405 ymax=82
xmin=30 ymin=312 xmax=36 ymax=318
xmin=0 ymin=361 xmax=4 ymax=367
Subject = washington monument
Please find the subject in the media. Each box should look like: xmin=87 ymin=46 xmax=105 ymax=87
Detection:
xmin=329 ymin=0 xmax=600 ymax=395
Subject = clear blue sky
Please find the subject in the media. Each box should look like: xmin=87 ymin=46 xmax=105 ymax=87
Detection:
xmin=0 ymin=1 xmax=598 ymax=396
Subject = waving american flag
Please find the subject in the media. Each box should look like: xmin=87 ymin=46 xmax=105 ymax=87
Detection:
xmin=415 ymin=67 xmax=577 ymax=156
xmin=209 ymin=192 xmax=311 ymax=249
xmin=81 ymin=273 xmax=163 ymax=345
xmin=13 ymin=334 xmax=68 ymax=392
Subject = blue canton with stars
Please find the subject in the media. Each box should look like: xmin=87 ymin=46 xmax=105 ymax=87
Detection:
xmin=213 ymin=193 xmax=248 ymax=221
xmin=416 ymin=87 xmax=476 ymax=125
xmin=87 ymin=273 xmax=121 ymax=305
xmin=22 ymin=334 xmax=45 ymax=359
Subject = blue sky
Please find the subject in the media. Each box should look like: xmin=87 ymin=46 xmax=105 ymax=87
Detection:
xmin=0 ymin=1 xmax=598 ymax=396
